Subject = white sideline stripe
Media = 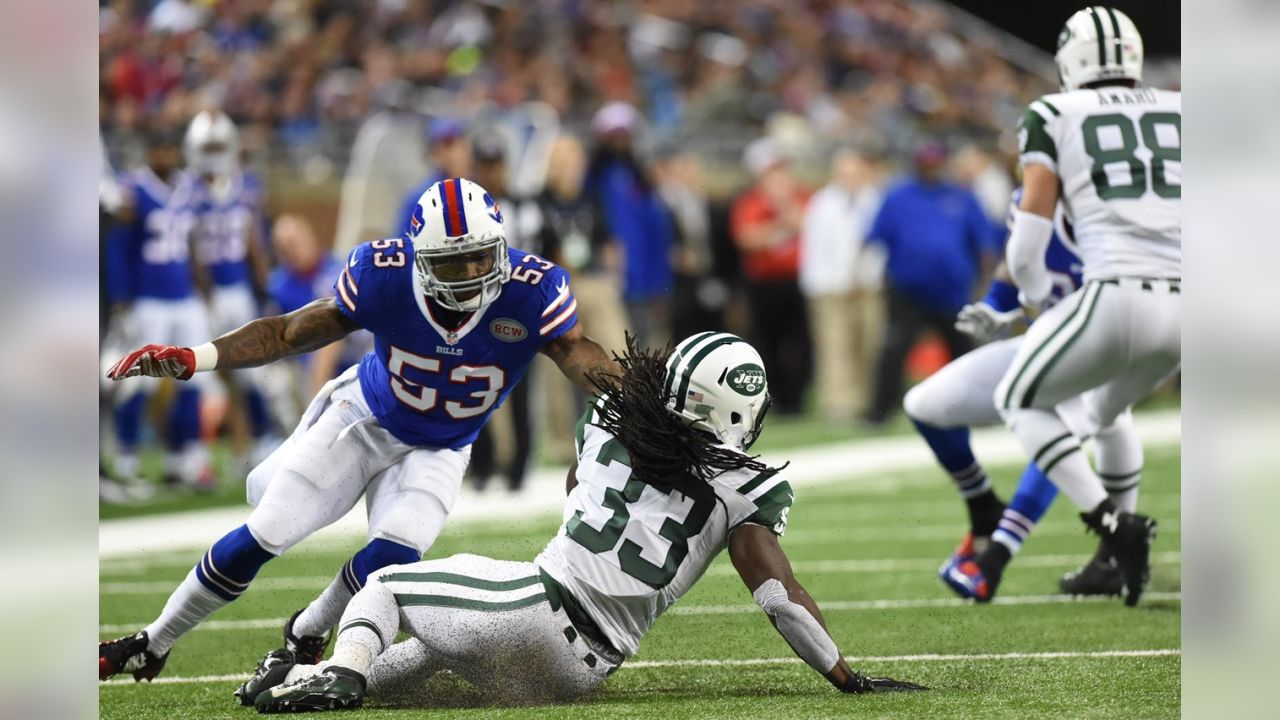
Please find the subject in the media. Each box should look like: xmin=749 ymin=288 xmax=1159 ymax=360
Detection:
xmin=100 ymin=648 xmax=1181 ymax=686
xmin=97 ymin=512 xmax=1184 ymax=573
xmin=98 ymin=410 xmax=1180 ymax=557
xmin=99 ymin=591 xmax=1182 ymax=633
xmin=99 ymin=552 xmax=1182 ymax=592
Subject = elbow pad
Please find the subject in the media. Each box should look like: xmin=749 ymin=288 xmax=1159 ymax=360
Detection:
xmin=1005 ymin=210 xmax=1055 ymax=305
xmin=753 ymin=579 xmax=839 ymax=674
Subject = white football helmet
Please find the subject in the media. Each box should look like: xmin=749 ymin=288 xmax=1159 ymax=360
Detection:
xmin=184 ymin=110 xmax=240 ymax=180
xmin=664 ymin=332 xmax=772 ymax=452
xmin=407 ymin=177 xmax=511 ymax=312
xmin=1055 ymin=6 xmax=1143 ymax=92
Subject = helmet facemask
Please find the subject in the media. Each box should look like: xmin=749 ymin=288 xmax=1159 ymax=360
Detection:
xmin=414 ymin=231 xmax=511 ymax=312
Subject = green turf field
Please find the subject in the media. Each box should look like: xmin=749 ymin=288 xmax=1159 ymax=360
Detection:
xmin=100 ymin=445 xmax=1180 ymax=719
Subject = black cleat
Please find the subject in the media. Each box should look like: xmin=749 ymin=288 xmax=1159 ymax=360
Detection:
xmin=285 ymin=609 xmax=332 ymax=665
xmin=1060 ymin=540 xmax=1125 ymax=597
xmin=236 ymin=648 xmax=298 ymax=707
xmin=1081 ymin=506 xmax=1157 ymax=607
xmin=99 ymin=630 xmax=170 ymax=682
xmin=254 ymin=666 xmax=366 ymax=714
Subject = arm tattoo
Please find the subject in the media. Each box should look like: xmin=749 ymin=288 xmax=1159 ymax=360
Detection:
xmin=545 ymin=334 xmax=620 ymax=396
xmin=212 ymin=298 xmax=359 ymax=370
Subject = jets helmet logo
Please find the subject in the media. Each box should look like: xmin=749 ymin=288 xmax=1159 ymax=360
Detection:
xmin=726 ymin=363 xmax=766 ymax=397
xmin=1056 ymin=25 xmax=1072 ymax=50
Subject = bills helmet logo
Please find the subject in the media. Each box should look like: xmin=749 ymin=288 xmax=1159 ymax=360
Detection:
xmin=408 ymin=203 xmax=426 ymax=238
xmin=483 ymin=192 xmax=503 ymax=224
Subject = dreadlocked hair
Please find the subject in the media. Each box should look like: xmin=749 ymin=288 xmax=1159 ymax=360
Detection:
xmin=586 ymin=334 xmax=785 ymax=495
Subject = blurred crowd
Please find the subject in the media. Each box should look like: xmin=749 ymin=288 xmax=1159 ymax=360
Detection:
xmin=100 ymin=0 xmax=1053 ymax=169
xmin=100 ymin=0 xmax=1053 ymax=501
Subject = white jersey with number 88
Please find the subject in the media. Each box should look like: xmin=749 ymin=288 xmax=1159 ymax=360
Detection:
xmin=1019 ymin=86 xmax=1181 ymax=281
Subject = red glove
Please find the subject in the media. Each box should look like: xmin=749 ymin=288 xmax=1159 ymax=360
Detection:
xmin=107 ymin=344 xmax=198 ymax=381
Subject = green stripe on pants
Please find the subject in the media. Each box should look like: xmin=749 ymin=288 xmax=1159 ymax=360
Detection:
xmin=1020 ymin=283 xmax=1106 ymax=408
xmin=1001 ymin=282 xmax=1099 ymax=410
xmin=378 ymin=572 xmax=542 ymax=592
xmin=393 ymin=592 xmax=547 ymax=612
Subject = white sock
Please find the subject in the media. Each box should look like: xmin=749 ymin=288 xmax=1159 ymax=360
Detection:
xmin=1094 ymin=414 xmax=1143 ymax=513
xmin=1007 ymin=408 xmax=1108 ymax=511
xmin=293 ymin=571 xmax=356 ymax=638
xmin=143 ymin=567 xmax=230 ymax=655
xmin=328 ymin=581 xmax=400 ymax=678
xmin=329 ymin=628 xmax=379 ymax=678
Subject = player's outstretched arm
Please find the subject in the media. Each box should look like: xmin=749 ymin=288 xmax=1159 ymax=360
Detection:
xmin=728 ymin=524 xmax=926 ymax=694
xmin=107 ymin=298 xmax=359 ymax=381
xmin=540 ymin=323 xmax=623 ymax=395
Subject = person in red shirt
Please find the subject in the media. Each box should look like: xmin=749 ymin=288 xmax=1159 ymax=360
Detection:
xmin=730 ymin=138 xmax=814 ymax=415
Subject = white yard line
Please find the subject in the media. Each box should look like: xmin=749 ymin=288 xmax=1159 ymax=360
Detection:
xmin=670 ymin=591 xmax=1181 ymax=615
xmin=98 ymin=409 xmax=1180 ymax=558
xmin=100 ymin=648 xmax=1181 ymax=686
xmin=99 ymin=552 xmax=1183 ymax=593
xmin=99 ymin=590 xmax=1182 ymax=633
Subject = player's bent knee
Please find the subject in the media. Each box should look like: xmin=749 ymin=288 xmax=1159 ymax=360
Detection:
xmin=902 ymin=384 xmax=929 ymax=423
xmin=244 ymin=471 xmax=326 ymax=554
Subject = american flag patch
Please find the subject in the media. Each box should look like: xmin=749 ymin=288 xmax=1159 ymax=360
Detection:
xmin=687 ymin=390 xmax=704 ymax=403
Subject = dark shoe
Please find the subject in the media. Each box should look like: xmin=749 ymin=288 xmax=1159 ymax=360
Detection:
xmin=254 ymin=666 xmax=367 ymax=713
xmin=236 ymin=648 xmax=297 ymax=706
xmin=1081 ymin=506 xmax=1157 ymax=607
xmin=284 ymin=609 xmax=332 ymax=665
xmin=99 ymin=630 xmax=169 ymax=682
xmin=1059 ymin=540 xmax=1125 ymax=597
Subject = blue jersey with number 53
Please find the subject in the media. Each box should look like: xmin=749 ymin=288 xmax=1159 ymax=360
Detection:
xmin=334 ymin=240 xmax=579 ymax=449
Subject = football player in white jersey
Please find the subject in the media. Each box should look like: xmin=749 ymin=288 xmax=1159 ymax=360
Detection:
xmin=237 ymin=334 xmax=924 ymax=712
xmin=995 ymin=7 xmax=1180 ymax=607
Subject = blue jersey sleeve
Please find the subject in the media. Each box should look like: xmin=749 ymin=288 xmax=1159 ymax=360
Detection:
xmin=333 ymin=243 xmax=378 ymax=328
xmin=531 ymin=260 xmax=579 ymax=342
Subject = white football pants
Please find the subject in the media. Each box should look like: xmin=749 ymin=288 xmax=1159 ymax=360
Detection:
xmin=244 ymin=365 xmax=470 ymax=555
xmin=343 ymin=554 xmax=618 ymax=703
xmin=995 ymin=279 xmax=1180 ymax=509
xmin=904 ymin=334 xmax=1098 ymax=438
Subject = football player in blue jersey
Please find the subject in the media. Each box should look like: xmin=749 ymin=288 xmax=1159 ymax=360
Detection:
xmin=179 ymin=110 xmax=279 ymax=462
xmin=903 ymin=189 xmax=1144 ymax=601
xmin=104 ymin=128 xmax=214 ymax=490
xmin=100 ymin=177 xmax=621 ymax=682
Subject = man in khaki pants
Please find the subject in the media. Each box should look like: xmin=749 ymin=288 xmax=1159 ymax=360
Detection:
xmin=800 ymin=149 xmax=884 ymax=422
xmin=533 ymin=135 xmax=627 ymax=461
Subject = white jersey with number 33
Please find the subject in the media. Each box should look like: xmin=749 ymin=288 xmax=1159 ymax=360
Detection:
xmin=534 ymin=400 xmax=793 ymax=658
xmin=1019 ymin=87 xmax=1181 ymax=281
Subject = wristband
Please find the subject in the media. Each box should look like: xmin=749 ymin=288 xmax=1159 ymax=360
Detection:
xmin=192 ymin=342 xmax=219 ymax=372
xmin=981 ymin=280 xmax=1020 ymax=313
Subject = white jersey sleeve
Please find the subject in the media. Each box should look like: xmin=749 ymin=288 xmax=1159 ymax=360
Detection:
xmin=1018 ymin=87 xmax=1181 ymax=282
